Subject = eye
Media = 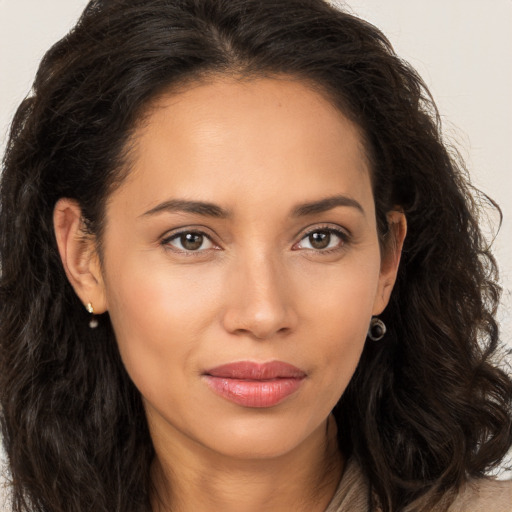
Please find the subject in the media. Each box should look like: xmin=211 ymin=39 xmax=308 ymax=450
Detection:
xmin=295 ymin=228 xmax=347 ymax=251
xmin=163 ymin=231 xmax=215 ymax=252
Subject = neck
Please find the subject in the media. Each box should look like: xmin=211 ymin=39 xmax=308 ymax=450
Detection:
xmin=150 ymin=416 xmax=343 ymax=512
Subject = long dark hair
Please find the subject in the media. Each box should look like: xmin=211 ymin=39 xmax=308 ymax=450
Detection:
xmin=1 ymin=1 xmax=510 ymax=511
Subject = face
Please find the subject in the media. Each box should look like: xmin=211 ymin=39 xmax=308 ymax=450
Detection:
xmin=86 ymin=77 xmax=401 ymax=460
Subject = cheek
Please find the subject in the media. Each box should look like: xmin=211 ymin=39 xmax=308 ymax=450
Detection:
xmin=298 ymin=249 xmax=380 ymax=332
xmin=295 ymin=253 xmax=380 ymax=391
xmin=102 ymin=253 xmax=224 ymax=393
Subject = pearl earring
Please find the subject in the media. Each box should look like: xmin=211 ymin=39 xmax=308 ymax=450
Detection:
xmin=86 ymin=302 xmax=98 ymax=329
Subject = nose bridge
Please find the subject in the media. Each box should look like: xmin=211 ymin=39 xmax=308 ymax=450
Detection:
xmin=222 ymin=247 xmax=295 ymax=339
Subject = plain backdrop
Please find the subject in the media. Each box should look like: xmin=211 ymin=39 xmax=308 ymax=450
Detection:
xmin=0 ymin=0 xmax=511 ymax=484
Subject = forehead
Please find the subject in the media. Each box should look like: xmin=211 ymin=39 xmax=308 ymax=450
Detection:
xmin=116 ymin=76 xmax=373 ymax=216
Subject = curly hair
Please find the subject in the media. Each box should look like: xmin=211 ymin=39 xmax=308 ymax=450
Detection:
xmin=1 ymin=1 xmax=510 ymax=511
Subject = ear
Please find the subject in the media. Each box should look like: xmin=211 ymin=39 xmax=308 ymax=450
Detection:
xmin=53 ymin=198 xmax=108 ymax=313
xmin=372 ymin=210 xmax=407 ymax=315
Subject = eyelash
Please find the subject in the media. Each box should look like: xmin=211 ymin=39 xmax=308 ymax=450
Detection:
xmin=161 ymin=229 xmax=217 ymax=254
xmin=160 ymin=225 xmax=350 ymax=255
xmin=292 ymin=225 xmax=350 ymax=254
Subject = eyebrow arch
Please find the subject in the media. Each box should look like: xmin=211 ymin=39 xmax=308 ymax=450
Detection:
xmin=142 ymin=199 xmax=230 ymax=218
xmin=292 ymin=195 xmax=365 ymax=217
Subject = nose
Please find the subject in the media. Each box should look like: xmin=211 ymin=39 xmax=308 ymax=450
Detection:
xmin=221 ymin=252 xmax=298 ymax=340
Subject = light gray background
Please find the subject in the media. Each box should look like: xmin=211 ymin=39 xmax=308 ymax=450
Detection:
xmin=0 ymin=0 xmax=511 ymax=486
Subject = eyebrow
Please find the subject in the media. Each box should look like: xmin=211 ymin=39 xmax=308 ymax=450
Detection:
xmin=142 ymin=199 xmax=230 ymax=218
xmin=141 ymin=194 xmax=364 ymax=219
xmin=292 ymin=195 xmax=365 ymax=217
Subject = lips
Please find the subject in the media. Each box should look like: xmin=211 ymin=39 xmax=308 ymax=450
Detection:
xmin=203 ymin=361 xmax=306 ymax=408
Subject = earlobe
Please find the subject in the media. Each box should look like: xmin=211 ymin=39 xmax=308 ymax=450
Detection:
xmin=53 ymin=198 xmax=107 ymax=313
xmin=372 ymin=210 xmax=407 ymax=315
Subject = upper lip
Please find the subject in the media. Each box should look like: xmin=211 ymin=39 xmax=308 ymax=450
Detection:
xmin=204 ymin=361 xmax=306 ymax=380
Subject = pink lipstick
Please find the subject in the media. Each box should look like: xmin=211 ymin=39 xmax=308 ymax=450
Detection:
xmin=203 ymin=361 xmax=306 ymax=408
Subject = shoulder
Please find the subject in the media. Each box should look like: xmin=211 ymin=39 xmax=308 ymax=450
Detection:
xmin=405 ymin=476 xmax=512 ymax=512
xmin=326 ymin=458 xmax=512 ymax=512
xmin=324 ymin=458 xmax=370 ymax=512
xmin=447 ymin=477 xmax=512 ymax=512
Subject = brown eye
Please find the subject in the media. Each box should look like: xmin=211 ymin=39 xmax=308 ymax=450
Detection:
xmin=295 ymin=227 xmax=347 ymax=252
xmin=181 ymin=233 xmax=204 ymax=251
xmin=165 ymin=231 xmax=214 ymax=252
xmin=308 ymin=231 xmax=331 ymax=249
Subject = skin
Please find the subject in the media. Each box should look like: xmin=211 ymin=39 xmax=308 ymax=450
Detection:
xmin=54 ymin=76 xmax=406 ymax=512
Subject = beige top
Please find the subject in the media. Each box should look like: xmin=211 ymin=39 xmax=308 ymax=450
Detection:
xmin=325 ymin=459 xmax=512 ymax=512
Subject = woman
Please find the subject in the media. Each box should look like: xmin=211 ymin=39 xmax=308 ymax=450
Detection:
xmin=0 ymin=0 xmax=511 ymax=511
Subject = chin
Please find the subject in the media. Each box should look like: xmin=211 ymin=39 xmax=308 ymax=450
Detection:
xmin=194 ymin=411 xmax=329 ymax=461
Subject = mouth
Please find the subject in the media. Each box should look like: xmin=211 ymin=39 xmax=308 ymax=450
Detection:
xmin=203 ymin=361 xmax=306 ymax=408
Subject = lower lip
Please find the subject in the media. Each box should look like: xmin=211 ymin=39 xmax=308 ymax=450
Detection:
xmin=204 ymin=376 xmax=304 ymax=408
